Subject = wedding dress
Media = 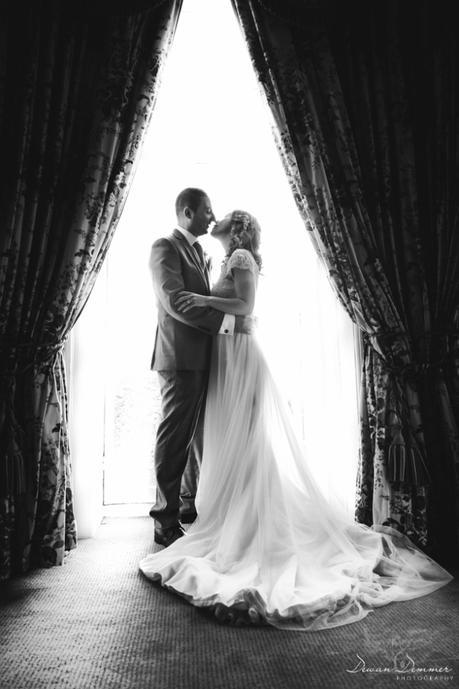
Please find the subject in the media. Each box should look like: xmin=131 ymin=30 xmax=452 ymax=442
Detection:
xmin=139 ymin=249 xmax=453 ymax=631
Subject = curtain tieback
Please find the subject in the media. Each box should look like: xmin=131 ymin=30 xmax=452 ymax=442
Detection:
xmin=363 ymin=329 xmax=459 ymax=384
xmin=0 ymin=337 xmax=68 ymax=377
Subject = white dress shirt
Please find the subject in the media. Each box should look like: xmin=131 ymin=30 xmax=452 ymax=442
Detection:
xmin=175 ymin=225 xmax=235 ymax=336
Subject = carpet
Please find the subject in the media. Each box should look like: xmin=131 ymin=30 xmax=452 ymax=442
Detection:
xmin=1 ymin=517 xmax=458 ymax=689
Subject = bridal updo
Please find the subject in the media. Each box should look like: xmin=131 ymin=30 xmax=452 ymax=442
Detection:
xmin=227 ymin=210 xmax=262 ymax=270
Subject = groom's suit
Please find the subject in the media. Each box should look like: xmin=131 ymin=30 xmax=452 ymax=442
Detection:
xmin=149 ymin=228 xmax=232 ymax=528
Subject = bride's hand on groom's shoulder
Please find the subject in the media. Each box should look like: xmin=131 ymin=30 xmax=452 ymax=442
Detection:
xmin=175 ymin=291 xmax=208 ymax=313
xmin=235 ymin=315 xmax=256 ymax=334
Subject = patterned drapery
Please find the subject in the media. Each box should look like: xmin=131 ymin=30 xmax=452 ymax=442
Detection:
xmin=231 ymin=0 xmax=459 ymax=564
xmin=0 ymin=0 xmax=183 ymax=579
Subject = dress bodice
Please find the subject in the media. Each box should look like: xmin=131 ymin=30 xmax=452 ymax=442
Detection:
xmin=211 ymin=249 xmax=259 ymax=299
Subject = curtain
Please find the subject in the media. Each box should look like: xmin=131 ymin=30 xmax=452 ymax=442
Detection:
xmin=0 ymin=0 xmax=182 ymax=580
xmin=231 ymin=0 xmax=459 ymax=565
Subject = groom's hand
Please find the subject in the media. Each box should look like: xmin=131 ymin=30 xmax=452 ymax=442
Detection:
xmin=234 ymin=315 xmax=256 ymax=334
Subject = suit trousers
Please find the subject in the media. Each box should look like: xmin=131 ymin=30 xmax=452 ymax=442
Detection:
xmin=150 ymin=370 xmax=208 ymax=528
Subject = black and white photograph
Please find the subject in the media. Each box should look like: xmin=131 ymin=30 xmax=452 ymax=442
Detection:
xmin=0 ymin=0 xmax=458 ymax=687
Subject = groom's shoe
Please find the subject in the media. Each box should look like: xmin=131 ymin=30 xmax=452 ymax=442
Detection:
xmin=154 ymin=523 xmax=185 ymax=547
xmin=179 ymin=509 xmax=197 ymax=524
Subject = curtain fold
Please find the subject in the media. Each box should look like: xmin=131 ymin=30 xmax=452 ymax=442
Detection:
xmin=0 ymin=0 xmax=183 ymax=579
xmin=231 ymin=0 xmax=459 ymax=564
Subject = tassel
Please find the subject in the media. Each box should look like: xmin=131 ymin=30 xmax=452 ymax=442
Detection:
xmin=0 ymin=378 xmax=26 ymax=497
xmin=388 ymin=431 xmax=406 ymax=483
xmin=406 ymin=446 xmax=430 ymax=486
xmin=0 ymin=431 xmax=26 ymax=497
xmin=387 ymin=432 xmax=430 ymax=486
xmin=7 ymin=436 xmax=26 ymax=495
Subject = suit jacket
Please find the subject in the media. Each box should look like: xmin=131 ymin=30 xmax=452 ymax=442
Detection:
xmin=150 ymin=229 xmax=224 ymax=371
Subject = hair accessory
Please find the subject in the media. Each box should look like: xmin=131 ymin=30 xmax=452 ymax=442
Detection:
xmin=231 ymin=211 xmax=252 ymax=232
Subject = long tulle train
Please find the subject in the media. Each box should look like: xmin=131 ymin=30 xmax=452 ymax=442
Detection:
xmin=139 ymin=334 xmax=453 ymax=631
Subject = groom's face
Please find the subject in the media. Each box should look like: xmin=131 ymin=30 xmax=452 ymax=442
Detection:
xmin=189 ymin=196 xmax=215 ymax=237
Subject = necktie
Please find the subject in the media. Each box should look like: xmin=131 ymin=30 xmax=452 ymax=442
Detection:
xmin=193 ymin=241 xmax=205 ymax=269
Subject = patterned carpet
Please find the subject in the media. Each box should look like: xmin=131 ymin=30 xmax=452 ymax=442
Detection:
xmin=1 ymin=517 xmax=458 ymax=689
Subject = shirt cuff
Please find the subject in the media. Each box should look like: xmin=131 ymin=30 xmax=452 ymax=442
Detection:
xmin=218 ymin=313 xmax=235 ymax=336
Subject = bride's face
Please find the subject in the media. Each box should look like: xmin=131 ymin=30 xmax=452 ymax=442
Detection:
xmin=210 ymin=214 xmax=232 ymax=238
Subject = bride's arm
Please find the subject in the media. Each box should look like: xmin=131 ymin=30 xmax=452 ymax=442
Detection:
xmin=175 ymin=268 xmax=256 ymax=316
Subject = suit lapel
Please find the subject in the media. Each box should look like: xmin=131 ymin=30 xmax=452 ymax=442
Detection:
xmin=172 ymin=229 xmax=210 ymax=292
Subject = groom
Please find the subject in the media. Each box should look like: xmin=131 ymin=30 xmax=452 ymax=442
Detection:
xmin=149 ymin=188 xmax=239 ymax=547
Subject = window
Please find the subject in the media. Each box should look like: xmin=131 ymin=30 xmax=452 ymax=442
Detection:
xmin=69 ymin=0 xmax=360 ymax=530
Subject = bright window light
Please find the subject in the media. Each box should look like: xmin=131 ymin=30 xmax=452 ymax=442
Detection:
xmin=81 ymin=0 xmax=360 ymax=517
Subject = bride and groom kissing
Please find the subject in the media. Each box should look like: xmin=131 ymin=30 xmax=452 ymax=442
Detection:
xmin=148 ymin=187 xmax=256 ymax=546
xmin=140 ymin=187 xmax=452 ymax=631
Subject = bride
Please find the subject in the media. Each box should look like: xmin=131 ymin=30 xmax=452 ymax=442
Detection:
xmin=139 ymin=210 xmax=453 ymax=631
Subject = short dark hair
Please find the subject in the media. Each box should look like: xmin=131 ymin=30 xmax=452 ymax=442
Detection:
xmin=175 ymin=188 xmax=208 ymax=216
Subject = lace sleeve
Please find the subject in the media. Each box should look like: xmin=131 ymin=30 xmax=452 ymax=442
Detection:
xmin=226 ymin=249 xmax=257 ymax=276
